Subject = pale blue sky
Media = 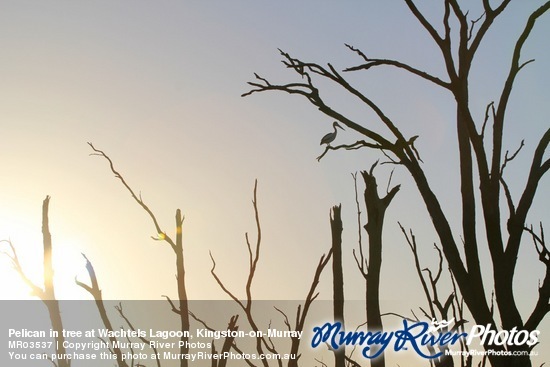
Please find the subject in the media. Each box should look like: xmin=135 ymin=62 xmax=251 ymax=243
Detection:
xmin=0 ymin=1 xmax=548 ymax=364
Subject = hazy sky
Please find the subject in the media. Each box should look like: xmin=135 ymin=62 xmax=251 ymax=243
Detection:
xmin=0 ymin=1 xmax=549 ymax=363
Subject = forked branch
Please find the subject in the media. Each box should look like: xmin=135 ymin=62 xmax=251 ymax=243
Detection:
xmin=344 ymin=44 xmax=451 ymax=89
xmin=524 ymin=223 xmax=550 ymax=331
xmin=75 ymin=254 xmax=129 ymax=367
xmin=1 ymin=197 xmax=69 ymax=367
xmin=209 ymin=181 xmax=274 ymax=367
xmin=317 ymin=140 xmax=385 ymax=161
xmin=88 ymin=142 xmax=177 ymax=252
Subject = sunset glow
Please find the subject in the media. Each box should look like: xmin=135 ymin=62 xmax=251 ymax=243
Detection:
xmin=1 ymin=1 xmax=549 ymax=366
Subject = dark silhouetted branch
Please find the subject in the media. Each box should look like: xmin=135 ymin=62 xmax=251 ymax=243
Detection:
xmin=361 ymin=163 xmax=400 ymax=367
xmin=115 ymin=303 xmax=160 ymax=367
xmin=329 ymin=204 xmax=345 ymax=367
xmin=209 ymin=181 xmax=275 ymax=367
xmin=89 ymin=142 xmax=190 ymax=367
xmin=75 ymin=254 xmax=129 ymax=367
xmin=344 ymin=44 xmax=451 ymax=89
xmin=2 ymin=198 xmax=70 ymax=367
xmin=524 ymin=224 xmax=550 ymax=331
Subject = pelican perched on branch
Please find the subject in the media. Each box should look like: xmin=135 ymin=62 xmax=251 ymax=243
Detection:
xmin=320 ymin=121 xmax=344 ymax=146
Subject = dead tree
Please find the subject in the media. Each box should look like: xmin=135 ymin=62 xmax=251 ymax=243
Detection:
xmin=329 ymin=204 xmax=345 ymax=367
xmin=75 ymin=255 xmax=131 ymax=367
xmin=286 ymin=248 xmax=333 ymax=367
xmin=209 ymin=180 xmax=276 ymax=367
xmin=243 ymin=2 xmax=550 ymax=366
xmin=400 ymin=225 xmax=469 ymax=367
xmin=115 ymin=303 xmax=162 ymax=367
xmin=524 ymin=224 xmax=550 ymax=333
xmin=2 ymin=196 xmax=70 ymax=367
xmin=208 ymin=180 xmax=333 ymax=366
xmin=352 ymin=164 xmax=399 ymax=367
xmin=89 ymin=143 xmax=190 ymax=367
xmin=209 ymin=315 xmax=240 ymax=367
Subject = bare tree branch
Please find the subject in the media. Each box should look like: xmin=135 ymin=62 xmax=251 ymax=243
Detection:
xmin=1 ymin=198 xmax=71 ymax=367
xmin=75 ymin=254 xmax=129 ymax=367
xmin=89 ymin=142 xmax=190 ymax=367
xmin=189 ymin=312 xmax=254 ymax=367
xmin=1 ymin=239 xmax=44 ymax=298
xmin=88 ymin=142 xmax=176 ymax=251
xmin=524 ymin=223 xmax=550 ymax=331
xmin=317 ymin=140 xmax=384 ymax=162
xmin=480 ymin=102 xmax=495 ymax=139
xmin=492 ymin=2 xmax=550 ymax=183
xmin=351 ymin=172 xmax=367 ymax=278
xmin=506 ymin=128 xmax=550 ymax=264
xmin=344 ymin=44 xmax=451 ymax=89
xmin=400 ymin=223 xmax=436 ymax=318
xmin=115 ymin=303 xmax=160 ymax=367
xmin=209 ymin=181 xmax=276 ymax=367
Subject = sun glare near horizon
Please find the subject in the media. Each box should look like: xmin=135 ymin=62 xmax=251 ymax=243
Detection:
xmin=0 ymin=214 xmax=91 ymax=300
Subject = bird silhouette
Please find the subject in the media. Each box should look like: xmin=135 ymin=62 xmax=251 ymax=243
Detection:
xmin=320 ymin=121 xmax=344 ymax=145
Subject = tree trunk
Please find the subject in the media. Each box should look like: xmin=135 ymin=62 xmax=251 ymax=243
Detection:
xmin=330 ymin=204 xmax=345 ymax=367
xmin=362 ymin=168 xmax=399 ymax=367
xmin=41 ymin=197 xmax=70 ymax=367
xmin=175 ymin=209 xmax=190 ymax=367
